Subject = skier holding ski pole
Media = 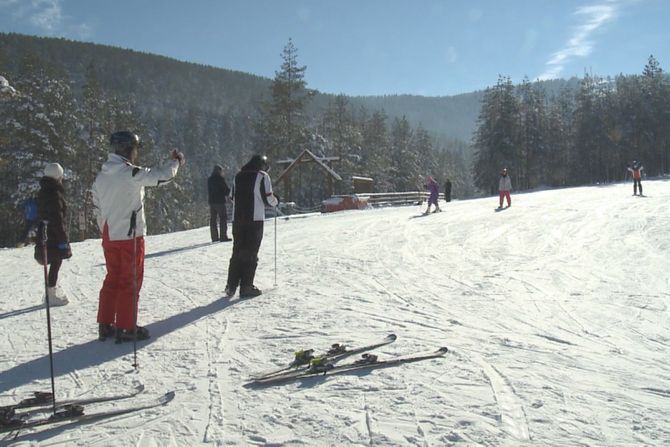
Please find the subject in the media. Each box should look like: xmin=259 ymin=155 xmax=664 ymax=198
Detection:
xmin=224 ymin=154 xmax=278 ymax=299
xmin=34 ymin=162 xmax=71 ymax=306
xmin=92 ymin=131 xmax=184 ymax=344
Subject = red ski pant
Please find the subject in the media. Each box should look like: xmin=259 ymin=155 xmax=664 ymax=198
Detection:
xmin=97 ymin=224 xmax=145 ymax=331
xmin=499 ymin=190 xmax=511 ymax=207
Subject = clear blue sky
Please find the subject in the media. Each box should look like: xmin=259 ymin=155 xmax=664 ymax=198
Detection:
xmin=1 ymin=0 xmax=667 ymax=97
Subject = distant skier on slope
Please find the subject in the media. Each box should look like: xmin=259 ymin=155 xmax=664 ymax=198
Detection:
xmin=34 ymin=163 xmax=71 ymax=306
xmin=424 ymin=176 xmax=441 ymax=214
xmin=627 ymin=160 xmax=644 ymax=196
xmin=208 ymin=164 xmax=231 ymax=242
xmin=92 ymin=131 xmax=185 ymax=342
xmin=498 ymin=168 xmax=512 ymax=209
xmin=444 ymin=178 xmax=452 ymax=203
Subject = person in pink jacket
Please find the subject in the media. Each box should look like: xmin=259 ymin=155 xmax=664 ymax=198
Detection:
xmin=498 ymin=168 xmax=512 ymax=209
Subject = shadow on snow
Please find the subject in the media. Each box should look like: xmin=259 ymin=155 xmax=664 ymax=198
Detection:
xmin=0 ymin=296 xmax=242 ymax=393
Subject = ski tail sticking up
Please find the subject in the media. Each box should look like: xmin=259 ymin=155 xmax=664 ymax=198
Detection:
xmin=250 ymin=333 xmax=397 ymax=381
xmin=250 ymin=346 xmax=448 ymax=386
xmin=1 ymin=390 xmax=174 ymax=439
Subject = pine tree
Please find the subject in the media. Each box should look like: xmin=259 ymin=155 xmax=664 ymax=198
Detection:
xmin=640 ymin=55 xmax=669 ymax=173
xmin=389 ymin=116 xmax=416 ymax=191
xmin=361 ymin=110 xmax=391 ymax=191
xmin=472 ymin=76 xmax=520 ymax=194
xmin=517 ymin=78 xmax=549 ymax=189
xmin=78 ymin=61 xmax=110 ymax=239
xmin=259 ymin=38 xmax=314 ymax=162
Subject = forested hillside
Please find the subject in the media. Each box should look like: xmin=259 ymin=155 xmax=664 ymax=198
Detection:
xmin=2 ymin=33 xmax=667 ymax=249
xmin=0 ymin=33 xmax=477 ymax=247
xmin=473 ymin=63 xmax=670 ymax=194
xmin=0 ymin=33 xmax=484 ymax=142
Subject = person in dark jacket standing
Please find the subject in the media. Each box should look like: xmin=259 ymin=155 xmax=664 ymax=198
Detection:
xmin=444 ymin=178 xmax=452 ymax=203
xmin=225 ymin=154 xmax=278 ymax=299
xmin=35 ymin=162 xmax=71 ymax=306
xmin=208 ymin=164 xmax=231 ymax=242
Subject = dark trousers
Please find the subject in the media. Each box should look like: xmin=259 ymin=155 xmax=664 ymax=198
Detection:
xmin=633 ymin=179 xmax=642 ymax=195
xmin=48 ymin=258 xmax=62 ymax=287
xmin=209 ymin=204 xmax=228 ymax=241
xmin=226 ymin=221 xmax=264 ymax=289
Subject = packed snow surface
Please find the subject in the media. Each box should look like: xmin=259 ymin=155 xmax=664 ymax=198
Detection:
xmin=1 ymin=179 xmax=669 ymax=446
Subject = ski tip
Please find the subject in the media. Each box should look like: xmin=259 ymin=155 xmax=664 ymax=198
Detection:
xmin=437 ymin=347 xmax=449 ymax=354
xmin=135 ymin=383 xmax=146 ymax=393
xmin=387 ymin=334 xmax=397 ymax=341
xmin=160 ymin=391 xmax=176 ymax=405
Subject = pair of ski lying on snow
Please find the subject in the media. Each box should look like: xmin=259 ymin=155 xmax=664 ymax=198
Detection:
xmin=0 ymin=385 xmax=173 ymax=437
xmin=1 ymin=334 xmax=446 ymax=436
xmin=249 ymin=334 xmax=448 ymax=385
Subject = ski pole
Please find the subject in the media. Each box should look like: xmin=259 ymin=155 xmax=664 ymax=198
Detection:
xmin=41 ymin=221 xmax=57 ymax=416
xmin=274 ymin=205 xmax=277 ymax=286
xmin=130 ymin=211 xmax=138 ymax=370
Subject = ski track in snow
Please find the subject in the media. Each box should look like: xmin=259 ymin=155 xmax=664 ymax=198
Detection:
xmin=2 ymin=179 xmax=670 ymax=445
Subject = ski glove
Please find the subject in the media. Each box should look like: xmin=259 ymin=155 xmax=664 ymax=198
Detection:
xmin=57 ymin=242 xmax=72 ymax=259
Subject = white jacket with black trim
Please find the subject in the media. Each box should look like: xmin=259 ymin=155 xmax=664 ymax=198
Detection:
xmin=92 ymin=153 xmax=180 ymax=240
xmin=231 ymin=169 xmax=278 ymax=223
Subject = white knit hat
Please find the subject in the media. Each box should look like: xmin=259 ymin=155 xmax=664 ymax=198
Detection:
xmin=44 ymin=163 xmax=64 ymax=180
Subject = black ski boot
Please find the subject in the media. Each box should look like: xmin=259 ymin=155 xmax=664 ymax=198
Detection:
xmin=115 ymin=326 xmax=150 ymax=344
xmin=240 ymin=285 xmax=262 ymax=299
xmin=98 ymin=323 xmax=115 ymax=341
xmin=224 ymin=285 xmax=236 ymax=298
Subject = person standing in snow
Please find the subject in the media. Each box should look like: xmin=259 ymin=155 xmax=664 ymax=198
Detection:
xmin=498 ymin=168 xmax=512 ymax=209
xmin=424 ymin=176 xmax=441 ymax=214
xmin=34 ymin=163 xmax=71 ymax=306
xmin=444 ymin=178 xmax=452 ymax=203
xmin=225 ymin=154 xmax=278 ymax=299
xmin=627 ymin=160 xmax=644 ymax=196
xmin=208 ymin=164 xmax=231 ymax=242
xmin=92 ymin=131 xmax=185 ymax=342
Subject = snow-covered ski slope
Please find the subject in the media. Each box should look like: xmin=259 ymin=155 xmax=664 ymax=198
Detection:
xmin=1 ymin=179 xmax=669 ymax=446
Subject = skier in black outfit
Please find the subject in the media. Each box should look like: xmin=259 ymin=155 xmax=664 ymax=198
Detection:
xmin=225 ymin=155 xmax=278 ymax=298
xmin=444 ymin=179 xmax=452 ymax=203
xmin=207 ymin=164 xmax=231 ymax=242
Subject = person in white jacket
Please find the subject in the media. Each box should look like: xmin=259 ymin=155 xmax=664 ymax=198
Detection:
xmin=498 ymin=168 xmax=512 ymax=209
xmin=92 ymin=131 xmax=184 ymax=342
xmin=224 ymin=154 xmax=278 ymax=298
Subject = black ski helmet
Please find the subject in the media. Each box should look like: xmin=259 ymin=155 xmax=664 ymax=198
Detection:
xmin=248 ymin=154 xmax=268 ymax=171
xmin=110 ymin=131 xmax=142 ymax=157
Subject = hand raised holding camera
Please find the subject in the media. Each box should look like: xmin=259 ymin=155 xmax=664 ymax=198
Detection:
xmin=170 ymin=149 xmax=186 ymax=166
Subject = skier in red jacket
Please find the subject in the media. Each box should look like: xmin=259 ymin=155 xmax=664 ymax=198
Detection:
xmin=627 ymin=160 xmax=644 ymax=196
